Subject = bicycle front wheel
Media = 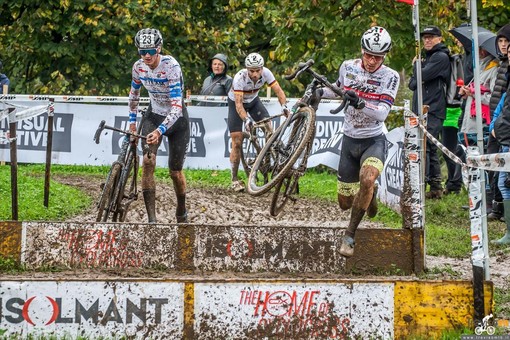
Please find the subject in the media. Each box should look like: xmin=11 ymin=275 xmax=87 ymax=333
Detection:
xmin=269 ymin=139 xmax=312 ymax=216
xmin=247 ymin=106 xmax=315 ymax=196
xmin=240 ymin=129 xmax=263 ymax=178
xmin=96 ymin=162 xmax=122 ymax=222
xmin=113 ymin=147 xmax=140 ymax=222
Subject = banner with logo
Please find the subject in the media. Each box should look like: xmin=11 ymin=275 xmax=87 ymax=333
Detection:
xmin=0 ymin=281 xmax=183 ymax=338
xmin=0 ymin=98 xmax=403 ymax=209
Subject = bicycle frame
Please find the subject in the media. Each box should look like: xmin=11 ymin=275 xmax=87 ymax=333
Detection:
xmin=94 ymin=116 xmax=147 ymax=222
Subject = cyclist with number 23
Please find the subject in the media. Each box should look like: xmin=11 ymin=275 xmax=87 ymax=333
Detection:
xmin=128 ymin=28 xmax=190 ymax=224
xmin=317 ymin=26 xmax=400 ymax=257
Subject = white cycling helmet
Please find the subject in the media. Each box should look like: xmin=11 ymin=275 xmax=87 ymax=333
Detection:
xmin=361 ymin=26 xmax=392 ymax=56
xmin=135 ymin=28 xmax=163 ymax=49
xmin=245 ymin=53 xmax=264 ymax=68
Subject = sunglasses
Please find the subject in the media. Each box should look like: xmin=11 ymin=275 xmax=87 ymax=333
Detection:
xmin=138 ymin=49 xmax=158 ymax=56
xmin=362 ymin=52 xmax=384 ymax=62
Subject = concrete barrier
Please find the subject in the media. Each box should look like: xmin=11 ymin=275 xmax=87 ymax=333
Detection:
xmin=0 ymin=221 xmax=494 ymax=338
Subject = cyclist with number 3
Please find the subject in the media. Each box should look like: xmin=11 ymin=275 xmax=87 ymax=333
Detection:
xmin=318 ymin=26 xmax=400 ymax=257
xmin=227 ymin=53 xmax=290 ymax=192
xmin=128 ymin=28 xmax=190 ymax=224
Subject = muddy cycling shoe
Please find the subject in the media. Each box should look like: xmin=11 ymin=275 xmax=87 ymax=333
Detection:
xmin=366 ymin=185 xmax=378 ymax=218
xmin=176 ymin=210 xmax=188 ymax=223
xmin=339 ymin=236 xmax=355 ymax=258
xmin=231 ymin=180 xmax=245 ymax=193
xmin=425 ymin=189 xmax=443 ymax=199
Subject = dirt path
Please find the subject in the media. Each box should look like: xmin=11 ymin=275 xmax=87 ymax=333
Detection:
xmin=55 ymin=174 xmax=510 ymax=291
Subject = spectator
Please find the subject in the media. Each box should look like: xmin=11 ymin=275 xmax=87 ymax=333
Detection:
xmin=491 ymin=59 xmax=510 ymax=245
xmin=197 ymin=53 xmax=232 ymax=107
xmin=409 ymin=25 xmax=451 ymax=199
xmin=487 ymin=23 xmax=510 ymax=221
xmin=227 ymin=53 xmax=289 ymax=192
xmin=458 ymin=46 xmax=498 ymax=138
xmin=0 ymin=60 xmax=10 ymax=94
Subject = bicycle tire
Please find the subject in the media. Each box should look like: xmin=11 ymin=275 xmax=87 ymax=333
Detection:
xmin=113 ymin=147 xmax=139 ymax=222
xmin=247 ymin=106 xmax=315 ymax=196
xmin=96 ymin=162 xmax=122 ymax=222
xmin=240 ymin=130 xmax=263 ymax=178
xmin=269 ymin=140 xmax=312 ymax=216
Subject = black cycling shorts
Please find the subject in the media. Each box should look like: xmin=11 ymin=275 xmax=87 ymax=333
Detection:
xmin=141 ymin=105 xmax=190 ymax=171
xmin=227 ymin=97 xmax=270 ymax=133
xmin=337 ymin=134 xmax=387 ymax=183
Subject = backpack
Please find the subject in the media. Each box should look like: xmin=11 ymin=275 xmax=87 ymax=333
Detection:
xmin=445 ymin=54 xmax=464 ymax=108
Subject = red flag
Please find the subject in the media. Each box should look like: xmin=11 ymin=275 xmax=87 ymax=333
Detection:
xmin=396 ymin=0 xmax=414 ymax=4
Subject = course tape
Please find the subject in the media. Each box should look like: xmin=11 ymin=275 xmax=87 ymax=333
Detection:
xmin=408 ymin=109 xmax=510 ymax=172
xmin=0 ymin=94 xmax=405 ymax=111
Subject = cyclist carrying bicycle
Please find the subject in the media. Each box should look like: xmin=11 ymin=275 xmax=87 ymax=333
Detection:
xmin=128 ymin=28 xmax=190 ymax=223
xmin=227 ymin=53 xmax=290 ymax=192
xmin=317 ymin=26 xmax=400 ymax=257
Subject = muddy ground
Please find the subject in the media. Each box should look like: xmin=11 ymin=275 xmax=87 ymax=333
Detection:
xmin=53 ymin=174 xmax=510 ymax=292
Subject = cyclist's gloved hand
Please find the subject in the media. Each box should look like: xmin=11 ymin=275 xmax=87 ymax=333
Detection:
xmin=129 ymin=123 xmax=138 ymax=145
xmin=345 ymin=90 xmax=365 ymax=109
xmin=244 ymin=116 xmax=254 ymax=131
xmin=281 ymin=104 xmax=290 ymax=117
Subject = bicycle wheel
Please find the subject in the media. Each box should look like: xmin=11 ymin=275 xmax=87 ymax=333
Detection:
xmin=96 ymin=162 xmax=122 ymax=222
xmin=269 ymin=140 xmax=312 ymax=216
xmin=112 ymin=146 xmax=139 ymax=222
xmin=240 ymin=130 xmax=262 ymax=178
xmin=247 ymin=106 xmax=315 ymax=196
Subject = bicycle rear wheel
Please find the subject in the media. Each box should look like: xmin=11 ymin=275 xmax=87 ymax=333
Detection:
xmin=96 ymin=162 xmax=122 ymax=222
xmin=240 ymin=130 xmax=262 ymax=178
xmin=113 ymin=146 xmax=139 ymax=222
xmin=269 ymin=139 xmax=312 ymax=216
xmin=247 ymin=106 xmax=315 ymax=196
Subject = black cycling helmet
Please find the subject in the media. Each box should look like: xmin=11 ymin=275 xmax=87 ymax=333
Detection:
xmin=135 ymin=28 xmax=163 ymax=49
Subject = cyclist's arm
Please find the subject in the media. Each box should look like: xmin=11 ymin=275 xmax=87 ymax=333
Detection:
xmin=156 ymin=63 xmax=184 ymax=135
xmin=271 ymin=81 xmax=288 ymax=109
xmin=360 ymin=71 xmax=400 ymax=122
xmin=128 ymin=63 xmax=142 ymax=131
xmin=234 ymin=92 xmax=249 ymax=120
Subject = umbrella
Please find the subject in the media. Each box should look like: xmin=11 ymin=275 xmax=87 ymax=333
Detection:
xmin=449 ymin=25 xmax=497 ymax=57
xmin=478 ymin=31 xmax=498 ymax=58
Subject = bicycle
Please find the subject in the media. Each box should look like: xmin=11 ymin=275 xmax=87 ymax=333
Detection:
xmin=93 ymin=113 xmax=148 ymax=222
xmin=246 ymin=59 xmax=347 ymax=215
xmin=240 ymin=113 xmax=285 ymax=181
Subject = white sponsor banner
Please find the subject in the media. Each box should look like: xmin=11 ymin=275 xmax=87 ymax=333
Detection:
xmin=194 ymin=282 xmax=394 ymax=339
xmin=0 ymin=281 xmax=183 ymax=338
xmin=0 ymin=98 xmax=404 ymax=208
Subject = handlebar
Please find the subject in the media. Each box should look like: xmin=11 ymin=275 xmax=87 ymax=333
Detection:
xmin=93 ymin=120 xmax=147 ymax=144
xmin=284 ymin=59 xmax=315 ymax=81
xmin=284 ymin=59 xmax=348 ymax=115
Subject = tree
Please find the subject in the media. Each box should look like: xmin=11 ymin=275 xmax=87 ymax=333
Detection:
xmin=0 ymin=0 xmax=508 ymax=97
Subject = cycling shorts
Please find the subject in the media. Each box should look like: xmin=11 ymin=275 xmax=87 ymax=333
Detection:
xmin=227 ymin=97 xmax=270 ymax=133
xmin=141 ymin=105 xmax=190 ymax=171
xmin=337 ymin=134 xmax=387 ymax=183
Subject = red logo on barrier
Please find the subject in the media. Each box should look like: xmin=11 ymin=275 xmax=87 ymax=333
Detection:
xmin=21 ymin=296 xmax=59 ymax=326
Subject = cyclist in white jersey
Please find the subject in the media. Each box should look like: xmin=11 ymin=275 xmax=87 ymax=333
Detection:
xmin=128 ymin=28 xmax=190 ymax=224
xmin=227 ymin=53 xmax=289 ymax=192
xmin=319 ymin=26 xmax=400 ymax=257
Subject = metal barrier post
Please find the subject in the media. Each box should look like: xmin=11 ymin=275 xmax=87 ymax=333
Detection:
xmin=44 ymin=99 xmax=54 ymax=207
xmin=8 ymin=107 xmax=18 ymax=221
xmin=466 ymin=146 xmax=489 ymax=325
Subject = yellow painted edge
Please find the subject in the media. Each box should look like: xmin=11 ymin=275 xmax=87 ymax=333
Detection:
xmin=394 ymin=281 xmax=493 ymax=339
xmin=0 ymin=221 xmax=22 ymax=260
xmin=183 ymin=282 xmax=195 ymax=338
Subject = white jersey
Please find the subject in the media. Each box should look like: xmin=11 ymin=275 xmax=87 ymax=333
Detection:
xmin=129 ymin=55 xmax=184 ymax=133
xmin=323 ymin=59 xmax=400 ymax=139
xmin=227 ymin=67 xmax=277 ymax=103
